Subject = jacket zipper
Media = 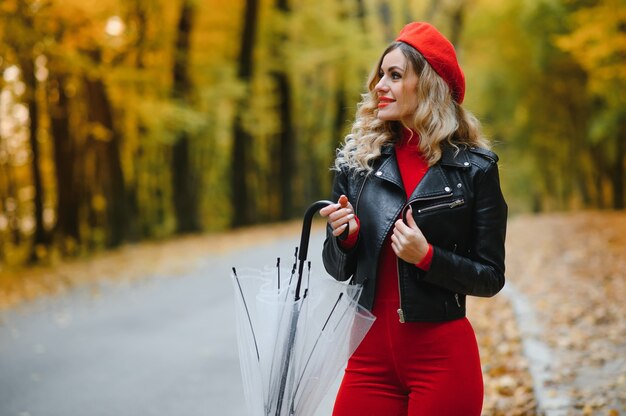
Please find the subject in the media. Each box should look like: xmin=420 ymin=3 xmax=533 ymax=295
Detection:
xmin=416 ymin=198 xmax=465 ymax=214
xmin=403 ymin=192 xmax=453 ymax=217
xmin=396 ymin=258 xmax=405 ymax=323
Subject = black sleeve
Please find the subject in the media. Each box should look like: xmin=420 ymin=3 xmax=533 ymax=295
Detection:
xmin=423 ymin=161 xmax=508 ymax=297
xmin=321 ymin=168 xmax=358 ymax=282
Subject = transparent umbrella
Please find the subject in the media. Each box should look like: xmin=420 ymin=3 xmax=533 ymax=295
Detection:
xmin=231 ymin=200 xmax=375 ymax=416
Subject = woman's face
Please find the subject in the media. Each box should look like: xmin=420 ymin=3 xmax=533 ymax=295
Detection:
xmin=374 ymin=48 xmax=419 ymax=125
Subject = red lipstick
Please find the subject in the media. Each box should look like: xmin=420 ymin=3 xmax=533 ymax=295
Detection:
xmin=378 ymin=96 xmax=395 ymax=108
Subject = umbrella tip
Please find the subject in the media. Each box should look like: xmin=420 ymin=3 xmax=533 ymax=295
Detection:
xmin=231 ymin=267 xmax=238 ymax=277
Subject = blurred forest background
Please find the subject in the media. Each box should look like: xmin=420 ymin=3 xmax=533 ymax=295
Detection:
xmin=0 ymin=0 xmax=624 ymax=270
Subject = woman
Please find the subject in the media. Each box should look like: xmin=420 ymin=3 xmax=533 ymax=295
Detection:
xmin=320 ymin=22 xmax=507 ymax=415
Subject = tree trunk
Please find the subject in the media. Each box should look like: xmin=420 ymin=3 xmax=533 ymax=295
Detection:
xmin=590 ymin=145 xmax=607 ymax=209
xmin=448 ymin=1 xmax=467 ymax=51
xmin=171 ymin=0 xmax=201 ymax=233
xmin=21 ymin=57 xmax=48 ymax=262
xmin=355 ymin=0 xmax=366 ymax=26
xmin=274 ymin=71 xmax=294 ymax=220
xmin=333 ymin=73 xmax=348 ymax=155
xmin=231 ymin=123 xmax=253 ymax=227
xmin=83 ymin=74 xmax=128 ymax=248
xmin=0 ymin=141 xmax=21 ymax=245
xmin=612 ymin=126 xmax=625 ymax=209
xmin=172 ymin=132 xmax=201 ymax=232
xmin=124 ymin=0 xmax=151 ymax=240
xmin=231 ymin=0 xmax=260 ymax=227
xmin=272 ymin=0 xmax=294 ymax=220
xmin=378 ymin=1 xmax=393 ymax=41
xmin=49 ymin=74 xmax=81 ymax=253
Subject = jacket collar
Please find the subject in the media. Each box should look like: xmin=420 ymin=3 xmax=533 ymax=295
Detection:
xmin=374 ymin=146 xmax=403 ymax=190
xmin=375 ymin=144 xmax=472 ymax=200
xmin=381 ymin=145 xmax=394 ymax=156
xmin=440 ymin=145 xmax=471 ymax=168
xmin=381 ymin=143 xmax=471 ymax=167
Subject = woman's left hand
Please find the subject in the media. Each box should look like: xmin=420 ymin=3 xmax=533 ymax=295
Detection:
xmin=391 ymin=207 xmax=429 ymax=264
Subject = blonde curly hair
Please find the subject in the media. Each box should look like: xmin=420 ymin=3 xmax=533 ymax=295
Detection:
xmin=335 ymin=42 xmax=490 ymax=173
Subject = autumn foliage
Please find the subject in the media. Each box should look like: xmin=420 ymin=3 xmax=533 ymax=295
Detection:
xmin=0 ymin=0 xmax=624 ymax=271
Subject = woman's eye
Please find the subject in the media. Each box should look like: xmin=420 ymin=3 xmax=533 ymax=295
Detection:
xmin=378 ymin=70 xmax=402 ymax=80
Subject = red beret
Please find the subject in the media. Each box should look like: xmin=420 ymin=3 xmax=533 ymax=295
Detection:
xmin=395 ymin=22 xmax=465 ymax=103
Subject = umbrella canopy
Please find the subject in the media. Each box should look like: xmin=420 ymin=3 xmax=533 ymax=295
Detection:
xmin=231 ymin=200 xmax=375 ymax=416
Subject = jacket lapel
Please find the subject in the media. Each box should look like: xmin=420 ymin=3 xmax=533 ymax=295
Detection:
xmin=407 ymin=164 xmax=452 ymax=200
xmin=372 ymin=146 xmax=404 ymax=190
xmin=408 ymin=146 xmax=469 ymax=200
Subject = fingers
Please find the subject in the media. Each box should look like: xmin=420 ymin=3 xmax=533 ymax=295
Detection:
xmin=390 ymin=239 xmax=399 ymax=255
xmin=319 ymin=195 xmax=352 ymax=217
xmin=332 ymin=223 xmax=349 ymax=237
xmin=391 ymin=229 xmax=409 ymax=260
xmin=395 ymin=207 xmax=415 ymax=232
xmin=392 ymin=212 xmax=416 ymax=251
xmin=328 ymin=207 xmax=353 ymax=222
xmin=405 ymin=206 xmax=417 ymax=228
xmin=320 ymin=196 xmax=355 ymax=236
xmin=390 ymin=234 xmax=399 ymax=255
xmin=319 ymin=203 xmax=340 ymax=217
xmin=394 ymin=218 xmax=410 ymax=237
xmin=390 ymin=231 xmax=405 ymax=246
xmin=330 ymin=210 xmax=355 ymax=236
xmin=390 ymin=206 xmax=431 ymax=263
xmin=394 ymin=217 xmax=424 ymax=244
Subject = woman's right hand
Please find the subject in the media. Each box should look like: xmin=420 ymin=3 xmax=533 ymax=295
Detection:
xmin=319 ymin=195 xmax=359 ymax=237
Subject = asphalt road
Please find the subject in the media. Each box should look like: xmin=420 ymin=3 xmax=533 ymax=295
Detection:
xmin=0 ymin=230 xmax=335 ymax=416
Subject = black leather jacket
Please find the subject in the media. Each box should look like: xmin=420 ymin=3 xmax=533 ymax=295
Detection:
xmin=322 ymin=144 xmax=507 ymax=322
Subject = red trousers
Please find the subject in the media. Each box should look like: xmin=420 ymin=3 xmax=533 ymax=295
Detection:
xmin=332 ymin=304 xmax=483 ymax=416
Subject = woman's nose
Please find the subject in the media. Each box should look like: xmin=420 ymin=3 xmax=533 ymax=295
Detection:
xmin=374 ymin=77 xmax=388 ymax=93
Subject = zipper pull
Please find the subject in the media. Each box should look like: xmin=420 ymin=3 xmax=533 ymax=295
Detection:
xmin=455 ymin=293 xmax=461 ymax=307
xmin=397 ymin=308 xmax=405 ymax=323
xmin=449 ymin=199 xmax=464 ymax=208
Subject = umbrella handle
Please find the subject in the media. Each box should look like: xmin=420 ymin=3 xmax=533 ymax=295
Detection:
xmin=296 ymin=200 xmax=349 ymax=300
xmin=298 ymin=199 xmax=332 ymax=263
